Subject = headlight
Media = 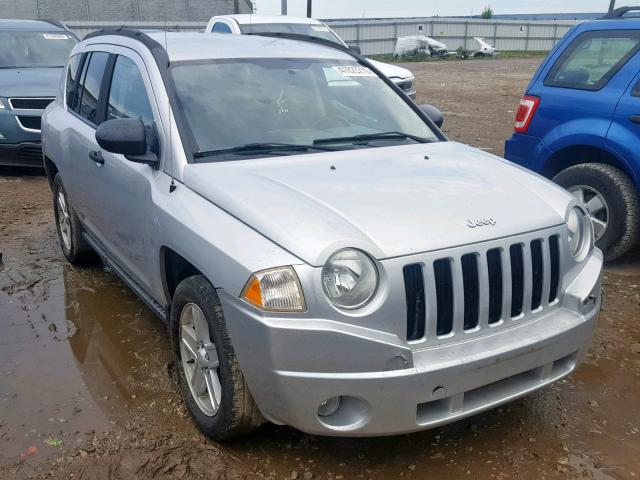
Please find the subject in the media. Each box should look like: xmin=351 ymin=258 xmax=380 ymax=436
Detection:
xmin=241 ymin=266 xmax=305 ymax=312
xmin=322 ymin=248 xmax=379 ymax=309
xmin=566 ymin=206 xmax=593 ymax=260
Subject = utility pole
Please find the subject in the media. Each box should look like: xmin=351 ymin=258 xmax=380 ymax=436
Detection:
xmin=608 ymin=0 xmax=616 ymax=13
xmin=307 ymin=0 xmax=312 ymax=18
xmin=281 ymin=0 xmax=287 ymax=15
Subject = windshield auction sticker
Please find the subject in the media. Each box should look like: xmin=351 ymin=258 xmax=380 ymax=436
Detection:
xmin=43 ymin=33 xmax=70 ymax=40
xmin=311 ymin=26 xmax=331 ymax=32
xmin=331 ymin=65 xmax=375 ymax=77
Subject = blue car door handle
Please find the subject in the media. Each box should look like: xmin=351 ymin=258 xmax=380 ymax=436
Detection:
xmin=629 ymin=115 xmax=640 ymax=124
xmin=89 ymin=150 xmax=105 ymax=165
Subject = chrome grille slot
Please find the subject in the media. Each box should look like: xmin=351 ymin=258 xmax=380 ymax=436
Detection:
xmin=9 ymin=97 xmax=54 ymax=110
xmin=486 ymin=248 xmax=503 ymax=324
xmin=549 ymin=235 xmax=560 ymax=303
xmin=433 ymin=259 xmax=454 ymax=336
xmin=16 ymin=116 xmax=42 ymax=131
xmin=403 ymin=264 xmax=425 ymax=341
xmin=509 ymin=244 xmax=525 ymax=317
xmin=461 ymin=253 xmax=480 ymax=330
xmin=530 ymin=239 xmax=544 ymax=310
xmin=402 ymin=227 xmax=565 ymax=344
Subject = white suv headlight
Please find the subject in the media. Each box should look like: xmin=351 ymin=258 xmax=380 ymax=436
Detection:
xmin=567 ymin=206 xmax=593 ymax=260
xmin=242 ymin=266 xmax=305 ymax=312
xmin=322 ymin=248 xmax=379 ymax=309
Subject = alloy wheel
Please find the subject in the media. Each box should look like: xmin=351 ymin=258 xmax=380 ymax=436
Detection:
xmin=179 ymin=302 xmax=222 ymax=417
xmin=569 ymin=185 xmax=609 ymax=242
xmin=57 ymin=191 xmax=72 ymax=251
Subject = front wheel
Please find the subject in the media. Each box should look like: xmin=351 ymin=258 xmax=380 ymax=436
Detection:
xmin=170 ymin=275 xmax=264 ymax=441
xmin=553 ymin=163 xmax=640 ymax=260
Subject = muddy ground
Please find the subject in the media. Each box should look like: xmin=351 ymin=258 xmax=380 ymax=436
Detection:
xmin=1 ymin=58 xmax=640 ymax=480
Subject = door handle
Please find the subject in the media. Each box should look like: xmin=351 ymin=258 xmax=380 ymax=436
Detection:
xmin=89 ymin=150 xmax=104 ymax=165
xmin=629 ymin=115 xmax=640 ymax=124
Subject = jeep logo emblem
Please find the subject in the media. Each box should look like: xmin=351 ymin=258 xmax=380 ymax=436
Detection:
xmin=467 ymin=218 xmax=496 ymax=228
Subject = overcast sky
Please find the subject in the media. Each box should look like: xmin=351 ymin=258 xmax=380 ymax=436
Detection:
xmin=255 ymin=0 xmax=619 ymax=18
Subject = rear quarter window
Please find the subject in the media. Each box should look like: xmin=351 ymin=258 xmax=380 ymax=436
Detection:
xmin=545 ymin=30 xmax=640 ymax=91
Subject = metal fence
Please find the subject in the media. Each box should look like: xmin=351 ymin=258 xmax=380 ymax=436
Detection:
xmin=324 ymin=18 xmax=579 ymax=55
xmin=64 ymin=17 xmax=580 ymax=55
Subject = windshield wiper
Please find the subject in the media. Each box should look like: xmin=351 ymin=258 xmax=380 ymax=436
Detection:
xmin=193 ymin=143 xmax=341 ymax=159
xmin=313 ymin=131 xmax=431 ymax=145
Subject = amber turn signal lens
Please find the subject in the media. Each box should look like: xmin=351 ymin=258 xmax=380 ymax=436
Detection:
xmin=243 ymin=276 xmax=263 ymax=308
xmin=241 ymin=266 xmax=306 ymax=312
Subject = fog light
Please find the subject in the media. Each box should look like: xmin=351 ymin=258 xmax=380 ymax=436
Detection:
xmin=318 ymin=396 xmax=341 ymax=417
xmin=0 ymin=132 xmax=5 ymax=140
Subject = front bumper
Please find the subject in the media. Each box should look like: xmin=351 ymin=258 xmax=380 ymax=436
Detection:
xmin=0 ymin=108 xmax=43 ymax=167
xmin=0 ymin=142 xmax=43 ymax=168
xmin=220 ymin=250 xmax=602 ymax=437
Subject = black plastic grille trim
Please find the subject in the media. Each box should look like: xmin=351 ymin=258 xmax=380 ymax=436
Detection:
xmin=403 ymin=264 xmax=426 ymax=341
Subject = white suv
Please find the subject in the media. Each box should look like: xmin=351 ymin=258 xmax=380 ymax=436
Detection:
xmin=205 ymin=14 xmax=417 ymax=99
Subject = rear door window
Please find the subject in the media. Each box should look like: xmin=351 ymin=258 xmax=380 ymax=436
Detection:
xmin=76 ymin=51 xmax=109 ymax=125
xmin=545 ymin=30 xmax=640 ymax=91
xmin=65 ymin=54 xmax=83 ymax=110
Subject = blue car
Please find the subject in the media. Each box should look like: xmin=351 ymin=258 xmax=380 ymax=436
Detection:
xmin=0 ymin=19 xmax=77 ymax=168
xmin=505 ymin=6 xmax=640 ymax=260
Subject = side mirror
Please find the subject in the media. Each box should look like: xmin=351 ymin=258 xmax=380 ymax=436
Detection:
xmin=419 ymin=104 xmax=444 ymax=128
xmin=350 ymin=45 xmax=362 ymax=54
xmin=95 ymin=118 xmax=158 ymax=166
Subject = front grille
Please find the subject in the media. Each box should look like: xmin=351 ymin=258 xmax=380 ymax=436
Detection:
xmin=17 ymin=116 xmax=42 ymax=131
xmin=9 ymin=97 xmax=54 ymax=110
xmin=404 ymin=233 xmax=562 ymax=342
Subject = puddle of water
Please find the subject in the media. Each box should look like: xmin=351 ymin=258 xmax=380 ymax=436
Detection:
xmin=0 ymin=262 xmax=172 ymax=465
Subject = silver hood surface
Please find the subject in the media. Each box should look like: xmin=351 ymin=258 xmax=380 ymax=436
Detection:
xmin=183 ymin=142 xmax=572 ymax=266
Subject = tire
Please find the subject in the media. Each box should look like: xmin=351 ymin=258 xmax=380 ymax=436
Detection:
xmin=553 ymin=163 xmax=640 ymax=260
xmin=52 ymin=174 xmax=97 ymax=265
xmin=170 ymin=275 xmax=264 ymax=441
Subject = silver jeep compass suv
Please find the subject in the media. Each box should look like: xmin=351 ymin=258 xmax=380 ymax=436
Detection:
xmin=42 ymin=30 xmax=602 ymax=440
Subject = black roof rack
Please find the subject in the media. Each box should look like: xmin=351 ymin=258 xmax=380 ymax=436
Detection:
xmin=84 ymin=28 xmax=168 ymax=65
xmin=601 ymin=6 xmax=640 ymax=18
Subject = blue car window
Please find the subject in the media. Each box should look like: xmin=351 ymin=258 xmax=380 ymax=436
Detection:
xmin=212 ymin=22 xmax=232 ymax=33
xmin=545 ymin=30 xmax=640 ymax=91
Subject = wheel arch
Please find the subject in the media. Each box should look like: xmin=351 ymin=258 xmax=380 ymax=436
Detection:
xmin=160 ymin=246 xmax=205 ymax=306
xmin=540 ymin=144 xmax=637 ymax=186
xmin=43 ymin=155 xmax=58 ymax=191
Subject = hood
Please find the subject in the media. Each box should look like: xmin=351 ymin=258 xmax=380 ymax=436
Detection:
xmin=0 ymin=68 xmax=63 ymax=98
xmin=183 ymin=142 xmax=572 ymax=266
xmin=367 ymin=59 xmax=414 ymax=80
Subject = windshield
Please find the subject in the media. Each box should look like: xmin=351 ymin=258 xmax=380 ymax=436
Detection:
xmin=239 ymin=23 xmax=344 ymax=45
xmin=0 ymin=31 xmax=76 ymax=68
xmin=171 ymin=58 xmax=439 ymax=161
